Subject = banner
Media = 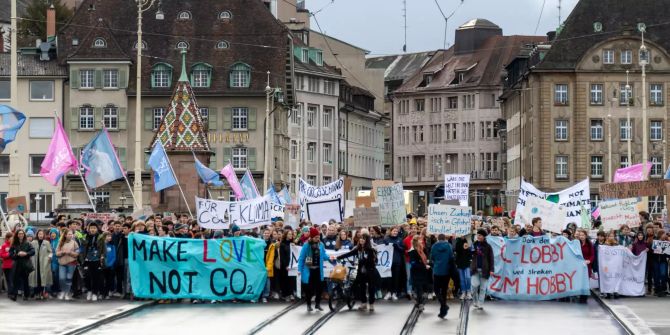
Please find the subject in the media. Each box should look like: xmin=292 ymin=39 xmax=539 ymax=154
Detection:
xmin=614 ymin=162 xmax=652 ymax=183
xmin=487 ymin=235 xmax=590 ymax=300
xmin=517 ymin=196 xmax=568 ymax=233
xmin=377 ymin=183 xmax=406 ymax=226
xmin=444 ymin=174 xmax=470 ymax=206
xmin=288 ymin=244 xmax=393 ymax=278
xmin=284 ymin=204 xmax=301 ymax=229
xmin=427 ymin=204 xmax=471 ymax=236
xmin=196 ymin=195 xmax=271 ymax=230
xmin=652 ymin=240 xmax=670 ymax=255
xmin=600 ymin=179 xmax=670 ymax=199
xmin=85 ymin=212 xmax=119 ymax=223
xmin=129 ymin=234 xmax=266 ymax=300
xmin=598 ymin=245 xmax=646 ymax=296
xmin=306 ymin=199 xmax=341 ymax=224
xmin=299 ymin=178 xmax=344 ymax=222
xmin=353 ymin=207 xmax=380 ymax=228
xmin=600 ymin=197 xmax=641 ymax=230
xmin=270 ymin=202 xmax=284 ymax=218
xmin=5 ymin=196 xmax=27 ymax=214
xmin=517 ymin=179 xmax=590 ymax=227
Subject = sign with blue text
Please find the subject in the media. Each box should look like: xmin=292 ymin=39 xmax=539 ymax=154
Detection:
xmin=427 ymin=204 xmax=472 ymax=236
xmin=196 ymin=195 xmax=271 ymax=230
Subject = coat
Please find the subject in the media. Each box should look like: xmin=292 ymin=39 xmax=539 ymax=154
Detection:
xmin=384 ymin=235 xmax=405 ymax=266
xmin=265 ymin=242 xmax=276 ymax=278
xmin=580 ymin=241 xmax=595 ymax=277
xmin=337 ymin=246 xmax=380 ymax=283
xmin=29 ymin=240 xmax=53 ymax=287
xmin=430 ymin=241 xmax=454 ymax=277
xmin=408 ymin=249 xmax=430 ymax=286
xmin=470 ymin=240 xmax=494 ymax=279
xmin=0 ymin=240 xmax=13 ymax=270
xmin=9 ymin=241 xmax=35 ymax=274
xmin=279 ymin=240 xmax=292 ymax=269
xmin=297 ymin=242 xmax=328 ymax=284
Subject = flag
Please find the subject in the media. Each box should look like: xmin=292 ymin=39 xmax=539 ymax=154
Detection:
xmin=614 ymin=162 xmax=652 ymax=183
xmin=240 ymin=169 xmax=260 ymax=199
xmin=147 ymin=141 xmax=177 ymax=192
xmin=591 ymin=206 xmax=601 ymax=220
xmin=80 ymin=130 xmax=125 ymax=189
xmin=0 ymin=105 xmax=26 ymax=152
xmin=267 ymin=186 xmax=281 ymax=204
xmin=193 ymin=153 xmax=223 ymax=186
xmin=220 ymin=163 xmax=244 ymax=199
xmin=40 ymin=118 xmax=78 ymax=186
xmin=279 ymin=186 xmax=292 ymax=204
xmin=665 ymin=164 xmax=670 ymax=179
xmin=581 ymin=204 xmax=591 ymax=230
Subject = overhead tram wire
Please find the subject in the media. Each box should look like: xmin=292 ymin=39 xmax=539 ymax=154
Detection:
xmin=534 ymin=0 xmax=547 ymax=35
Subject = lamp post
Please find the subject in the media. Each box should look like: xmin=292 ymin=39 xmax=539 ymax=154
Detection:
xmin=640 ymin=28 xmax=649 ymax=176
xmin=625 ymin=71 xmax=632 ymax=164
xmin=133 ymin=0 xmax=163 ymax=210
xmin=263 ymin=72 xmax=282 ymax=192
xmin=607 ymin=113 xmax=613 ymax=182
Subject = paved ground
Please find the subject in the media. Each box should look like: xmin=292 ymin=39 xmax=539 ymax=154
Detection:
xmin=597 ymin=295 xmax=669 ymax=335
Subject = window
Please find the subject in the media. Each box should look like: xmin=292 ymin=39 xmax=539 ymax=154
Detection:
xmin=555 ymin=120 xmax=568 ymax=141
xmin=219 ymin=11 xmax=232 ymax=20
xmin=651 ymin=156 xmax=663 ymax=177
xmin=0 ymin=155 xmax=9 ymax=175
xmin=554 ymin=84 xmax=569 ymax=105
xmin=447 ymin=96 xmax=458 ymax=109
xmin=295 ymin=75 xmax=304 ymax=91
xmin=603 ymin=49 xmax=614 ymax=64
xmin=151 ymin=63 xmax=172 ymax=88
xmin=199 ymin=107 xmax=209 ymax=125
xmin=619 ymin=119 xmax=632 ymax=141
xmin=153 ymin=107 xmax=165 ymax=130
xmin=80 ymin=70 xmax=94 ymax=89
xmin=93 ymin=38 xmax=106 ymax=48
xmin=308 ymin=77 xmax=319 ymax=92
xmin=591 ymin=156 xmax=603 ymax=178
xmin=176 ymin=41 xmax=189 ymax=50
xmin=650 ymin=84 xmax=664 ymax=105
xmin=621 ymin=50 xmax=632 ymax=64
xmin=230 ymin=63 xmax=250 ymax=88
xmin=590 ymin=119 xmax=603 ymax=141
xmin=620 ymin=155 xmax=630 ymax=169
xmin=0 ymin=81 xmax=9 ymax=100
xmin=178 ymin=11 xmax=191 ymax=20
xmin=29 ymin=155 xmax=45 ymax=176
xmin=232 ymin=147 xmax=247 ymax=169
xmin=590 ymin=84 xmax=603 ymax=105
xmin=291 ymin=104 xmax=302 ymax=125
xmin=103 ymin=105 xmax=118 ymax=129
xmin=103 ymin=69 xmax=118 ymax=89
xmin=290 ymin=140 xmax=297 ymax=160
xmin=324 ymin=80 xmax=336 ymax=95
xmin=649 ymin=196 xmax=665 ymax=215
xmin=323 ymin=176 xmax=331 ymax=185
xmin=307 ymin=142 xmax=316 ymax=162
xmin=323 ymin=107 xmax=332 ymax=128
xmin=79 ymin=106 xmax=94 ymax=130
xmin=191 ymin=63 xmax=211 ymax=88
xmin=555 ymin=156 xmax=568 ymax=179
xmin=93 ymin=191 xmax=110 ymax=206
xmin=216 ymin=40 xmax=229 ymax=49
xmin=29 ymin=117 xmax=54 ymax=138
xmin=384 ymin=138 xmax=390 ymax=152
xmin=29 ymin=193 xmax=53 ymax=215
xmin=323 ymin=143 xmax=332 ymax=163
xmin=307 ymin=106 xmax=316 ymax=127
xmin=232 ymin=107 xmax=248 ymax=130
xmin=620 ymin=83 xmax=633 ymax=105
xmin=651 ymin=120 xmax=663 ymax=141
xmin=307 ymin=175 xmax=317 ymax=185
xmin=314 ymin=50 xmax=323 ymax=66
xmin=590 ymin=194 xmax=601 ymax=209
xmin=302 ymin=49 xmax=309 ymax=63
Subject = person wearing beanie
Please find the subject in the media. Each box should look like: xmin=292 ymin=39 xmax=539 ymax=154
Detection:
xmin=470 ymin=228 xmax=493 ymax=310
xmin=297 ymin=227 xmax=329 ymax=312
xmin=174 ymin=224 xmax=189 ymax=238
xmin=230 ymin=224 xmax=241 ymax=237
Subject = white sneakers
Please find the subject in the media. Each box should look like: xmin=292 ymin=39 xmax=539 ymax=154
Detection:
xmin=384 ymin=292 xmax=392 ymax=300
xmin=58 ymin=292 xmax=65 ymax=300
xmin=466 ymin=292 xmax=473 ymax=300
xmin=92 ymin=294 xmax=98 ymax=302
xmin=392 ymin=293 xmax=398 ymax=301
xmin=460 ymin=292 xmax=466 ymax=300
xmin=64 ymin=293 xmax=72 ymax=301
xmin=86 ymin=292 xmax=92 ymax=301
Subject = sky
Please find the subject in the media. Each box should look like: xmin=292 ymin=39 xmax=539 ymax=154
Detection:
xmin=307 ymin=0 xmax=579 ymax=56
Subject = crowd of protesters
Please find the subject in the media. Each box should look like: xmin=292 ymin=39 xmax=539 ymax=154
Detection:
xmin=0 ymin=209 xmax=668 ymax=318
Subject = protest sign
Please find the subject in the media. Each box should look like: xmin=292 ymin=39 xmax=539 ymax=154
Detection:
xmin=487 ymin=235 xmax=590 ymax=300
xmin=377 ymin=183 xmax=406 ymax=226
xmin=600 ymin=197 xmax=641 ymax=230
xmin=427 ymin=204 xmax=471 ymax=236
xmin=598 ymin=245 xmax=646 ymax=296
xmin=517 ymin=196 xmax=567 ymax=233
xmin=270 ymin=202 xmax=284 ymax=218
xmin=131 ymin=206 xmax=154 ymax=221
xmin=517 ymin=179 xmax=590 ymax=227
xmin=599 ymin=179 xmax=670 ymax=199
xmin=284 ymin=204 xmax=301 ymax=229
xmin=444 ymin=174 xmax=470 ymax=206
xmin=344 ymin=200 xmax=355 ymax=218
xmin=371 ymin=180 xmax=395 ymax=200
xmin=196 ymin=195 xmax=271 ymax=230
xmin=288 ymin=244 xmax=393 ymax=278
xmin=6 ymin=196 xmax=27 ymax=213
xmin=85 ymin=212 xmax=119 ymax=223
xmin=128 ymin=234 xmax=266 ymax=300
xmin=353 ymin=207 xmax=380 ymax=227
xmin=299 ymin=178 xmax=344 ymax=221
xmin=355 ymin=196 xmax=374 ymax=208
xmin=306 ymin=199 xmax=342 ymax=224
xmin=652 ymin=240 xmax=670 ymax=255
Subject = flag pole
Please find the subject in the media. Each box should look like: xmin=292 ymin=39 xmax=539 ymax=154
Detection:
xmin=78 ymin=162 xmax=98 ymax=213
xmin=0 ymin=203 xmax=9 ymax=233
xmin=165 ymin=146 xmax=193 ymax=217
xmin=191 ymin=148 xmax=215 ymax=200
xmin=97 ymin=120 xmax=140 ymax=210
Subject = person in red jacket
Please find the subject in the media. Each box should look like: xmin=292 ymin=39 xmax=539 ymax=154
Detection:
xmin=1 ymin=232 xmax=13 ymax=294
xmin=576 ymin=229 xmax=594 ymax=303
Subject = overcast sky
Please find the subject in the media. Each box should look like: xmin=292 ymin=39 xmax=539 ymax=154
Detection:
xmin=308 ymin=0 xmax=579 ymax=55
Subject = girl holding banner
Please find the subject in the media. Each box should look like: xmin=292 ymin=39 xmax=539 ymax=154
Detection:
xmin=332 ymin=231 xmax=380 ymax=312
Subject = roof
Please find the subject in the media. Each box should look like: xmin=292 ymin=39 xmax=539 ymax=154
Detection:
xmin=309 ymin=29 xmax=370 ymax=54
xmin=65 ymin=18 xmax=129 ymax=61
xmin=366 ymin=51 xmax=434 ymax=82
xmin=0 ymin=0 xmax=29 ymax=23
xmin=395 ymin=35 xmax=546 ymax=94
xmin=458 ymin=18 xmax=501 ymax=30
xmin=292 ymin=35 xmax=341 ymax=77
xmin=0 ymin=53 xmax=67 ymax=76
xmin=538 ymin=0 xmax=670 ymax=70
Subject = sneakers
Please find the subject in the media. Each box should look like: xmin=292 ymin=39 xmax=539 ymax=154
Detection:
xmin=466 ymin=292 xmax=472 ymax=300
xmin=58 ymin=292 xmax=65 ymax=300
xmin=391 ymin=293 xmax=398 ymax=301
xmin=307 ymin=304 xmax=313 ymax=312
xmin=86 ymin=292 xmax=93 ymax=301
xmin=459 ymin=292 xmax=466 ymax=300
xmin=384 ymin=292 xmax=392 ymax=300
xmin=261 ymin=297 xmax=268 ymax=303
xmin=272 ymin=293 xmax=280 ymax=300
xmin=369 ymin=304 xmax=375 ymax=312
xmin=315 ymin=305 xmax=323 ymax=311
xmin=65 ymin=293 xmax=72 ymax=301
xmin=92 ymin=294 xmax=98 ymax=302
xmin=358 ymin=303 xmax=368 ymax=311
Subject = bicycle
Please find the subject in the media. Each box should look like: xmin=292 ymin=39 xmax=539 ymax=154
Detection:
xmin=328 ymin=259 xmax=358 ymax=311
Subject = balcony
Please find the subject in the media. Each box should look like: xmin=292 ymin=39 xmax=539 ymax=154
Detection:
xmin=470 ymin=170 xmax=501 ymax=180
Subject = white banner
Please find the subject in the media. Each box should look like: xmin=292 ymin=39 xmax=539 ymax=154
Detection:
xmin=517 ymin=196 xmax=568 ymax=233
xmin=652 ymin=240 xmax=670 ymax=255
xmin=377 ymin=183 xmax=406 ymax=226
xmin=444 ymin=174 xmax=470 ymax=206
xmin=517 ymin=178 xmax=591 ymax=227
xmin=600 ymin=197 xmax=642 ymax=230
xmin=598 ymin=245 xmax=647 ymax=296
xmin=196 ymin=195 xmax=271 ymax=230
xmin=427 ymin=204 xmax=472 ymax=236
xmin=299 ymin=178 xmax=344 ymax=222
xmin=288 ymin=244 xmax=393 ymax=278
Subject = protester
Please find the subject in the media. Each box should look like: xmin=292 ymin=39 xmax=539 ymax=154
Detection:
xmin=384 ymin=227 xmax=405 ymax=301
xmin=82 ymin=222 xmax=103 ymax=301
xmin=297 ymin=227 xmax=329 ymax=312
xmin=278 ymin=229 xmax=295 ymax=301
xmin=29 ymin=229 xmax=53 ymax=300
xmin=49 ymin=228 xmax=61 ymax=296
xmin=470 ymin=229 xmax=493 ymax=310
xmin=101 ymin=232 xmax=116 ymax=299
xmin=9 ymin=229 xmax=35 ymax=301
xmin=430 ymin=234 xmax=454 ymax=318
xmin=455 ymin=236 xmax=473 ymax=300
xmin=651 ymin=230 xmax=668 ymax=297
xmin=334 ymin=231 xmax=380 ymax=311
xmin=409 ymin=235 xmax=430 ymax=311
xmin=1 ymin=232 xmax=14 ymax=296
xmin=56 ymin=229 xmax=79 ymax=300
xmin=576 ymin=229 xmax=593 ymax=303
xmin=335 ymin=230 xmax=353 ymax=251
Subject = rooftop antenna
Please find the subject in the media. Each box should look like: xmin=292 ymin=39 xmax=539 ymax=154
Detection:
xmin=557 ymin=0 xmax=562 ymax=26
xmin=402 ymin=0 xmax=407 ymax=52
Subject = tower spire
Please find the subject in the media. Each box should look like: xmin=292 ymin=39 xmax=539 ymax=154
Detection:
xmin=178 ymin=49 xmax=189 ymax=83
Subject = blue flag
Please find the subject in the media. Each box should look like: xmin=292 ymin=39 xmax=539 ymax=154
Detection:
xmin=80 ymin=129 xmax=125 ymax=189
xmin=148 ymin=141 xmax=177 ymax=192
xmin=665 ymin=164 xmax=670 ymax=179
xmin=240 ymin=169 xmax=260 ymax=200
xmin=194 ymin=153 xmax=223 ymax=186
xmin=0 ymin=105 xmax=26 ymax=152
xmin=279 ymin=186 xmax=292 ymax=204
xmin=267 ymin=186 xmax=281 ymax=204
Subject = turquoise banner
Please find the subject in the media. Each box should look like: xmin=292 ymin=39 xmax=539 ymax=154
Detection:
xmin=128 ymin=234 xmax=267 ymax=300
xmin=487 ymin=235 xmax=590 ymax=300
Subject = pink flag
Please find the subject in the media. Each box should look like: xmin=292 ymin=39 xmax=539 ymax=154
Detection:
xmin=40 ymin=117 xmax=78 ymax=186
xmin=613 ymin=162 xmax=652 ymax=183
xmin=221 ymin=163 xmax=244 ymax=199
xmin=591 ymin=207 xmax=601 ymax=219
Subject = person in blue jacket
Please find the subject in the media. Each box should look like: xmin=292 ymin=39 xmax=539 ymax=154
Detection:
xmin=298 ymin=227 xmax=330 ymax=312
xmin=100 ymin=232 xmax=116 ymax=299
xmin=48 ymin=228 xmax=60 ymax=296
xmin=431 ymin=234 xmax=454 ymax=319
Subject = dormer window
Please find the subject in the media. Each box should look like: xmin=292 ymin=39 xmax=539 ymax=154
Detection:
xmin=216 ymin=40 xmax=229 ymax=49
xmin=314 ymin=50 xmax=323 ymax=66
xmin=219 ymin=11 xmax=232 ymax=20
xmin=458 ymin=72 xmax=465 ymax=83
xmin=93 ymin=38 xmax=106 ymax=48
xmin=178 ymin=11 xmax=192 ymax=20
xmin=134 ymin=41 xmax=147 ymax=50
xmin=176 ymin=41 xmax=189 ymax=50
xmin=230 ymin=63 xmax=251 ymax=88
xmin=451 ymin=71 xmax=465 ymax=85
xmin=191 ymin=63 xmax=212 ymax=88
xmin=301 ymin=48 xmax=309 ymax=63
xmin=424 ymin=74 xmax=433 ymax=85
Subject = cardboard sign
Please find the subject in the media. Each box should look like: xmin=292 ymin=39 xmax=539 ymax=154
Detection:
xmin=427 ymin=204 xmax=472 ymax=236
xmin=344 ymin=177 xmax=352 ymax=193
xmin=600 ymin=197 xmax=642 ymax=230
xmin=353 ymin=207 xmax=380 ymax=228
xmin=355 ymin=196 xmax=374 ymax=208
xmin=599 ymin=179 xmax=670 ymax=199
xmin=86 ymin=212 xmax=119 ymax=223
xmin=371 ymin=180 xmax=395 ymax=200
xmin=444 ymin=174 xmax=470 ymax=206
xmin=517 ymin=196 xmax=568 ymax=234
xmin=306 ymin=199 xmax=342 ymax=224
xmin=377 ymin=183 xmax=406 ymax=226
xmin=6 ymin=196 xmax=27 ymax=213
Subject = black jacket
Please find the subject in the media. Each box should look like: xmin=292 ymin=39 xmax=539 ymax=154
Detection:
xmin=470 ymin=240 xmax=494 ymax=279
xmin=384 ymin=235 xmax=405 ymax=266
xmin=279 ymin=240 xmax=292 ymax=269
xmin=337 ymin=246 xmax=380 ymax=282
xmin=10 ymin=241 xmax=35 ymax=273
xmin=454 ymin=238 xmax=473 ymax=269
xmin=409 ymin=249 xmax=430 ymax=285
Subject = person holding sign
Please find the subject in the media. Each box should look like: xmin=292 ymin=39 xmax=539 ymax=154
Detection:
xmin=298 ymin=228 xmax=330 ymax=312
xmin=332 ymin=231 xmax=380 ymax=312
xmin=470 ymin=229 xmax=493 ymax=310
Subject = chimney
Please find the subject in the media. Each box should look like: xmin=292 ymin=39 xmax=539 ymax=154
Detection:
xmin=546 ymin=31 xmax=556 ymax=42
xmin=47 ymin=5 xmax=56 ymax=41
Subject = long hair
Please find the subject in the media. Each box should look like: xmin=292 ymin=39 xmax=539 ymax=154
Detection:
xmin=336 ymin=230 xmax=349 ymax=250
xmin=11 ymin=229 xmax=26 ymax=247
xmin=58 ymin=228 xmax=72 ymax=249
xmin=577 ymin=228 xmax=592 ymax=246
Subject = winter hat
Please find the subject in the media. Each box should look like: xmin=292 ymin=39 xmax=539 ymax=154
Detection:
xmin=49 ymin=228 xmax=59 ymax=236
xmin=309 ymin=227 xmax=320 ymax=238
xmin=175 ymin=223 xmax=187 ymax=231
xmin=212 ymin=231 xmax=224 ymax=238
xmin=26 ymin=230 xmax=35 ymax=238
xmin=231 ymin=224 xmax=241 ymax=233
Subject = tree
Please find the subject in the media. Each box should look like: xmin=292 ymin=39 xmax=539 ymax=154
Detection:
xmin=18 ymin=0 xmax=73 ymax=40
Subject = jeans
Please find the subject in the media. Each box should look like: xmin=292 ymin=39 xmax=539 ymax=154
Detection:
xmin=263 ymin=277 xmax=271 ymax=298
xmin=471 ymin=271 xmax=488 ymax=307
xmin=654 ymin=260 xmax=668 ymax=293
xmin=458 ymin=268 xmax=472 ymax=293
xmin=405 ymin=262 xmax=412 ymax=293
xmin=59 ymin=265 xmax=76 ymax=295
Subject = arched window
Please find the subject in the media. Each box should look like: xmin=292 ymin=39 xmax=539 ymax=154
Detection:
xmin=216 ymin=40 xmax=229 ymax=49
xmin=191 ymin=63 xmax=212 ymax=88
xmin=176 ymin=41 xmax=189 ymax=50
xmin=178 ymin=11 xmax=192 ymax=20
xmin=230 ymin=63 xmax=251 ymax=88
xmin=93 ymin=38 xmax=106 ymax=48
xmin=151 ymin=63 xmax=173 ymax=88
xmin=134 ymin=41 xmax=147 ymax=50
xmin=219 ymin=11 xmax=232 ymax=20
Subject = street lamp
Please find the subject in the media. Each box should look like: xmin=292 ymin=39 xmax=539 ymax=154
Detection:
xmin=132 ymin=0 xmax=163 ymax=210
xmin=625 ymin=70 xmax=632 ymax=164
xmin=263 ymin=72 xmax=283 ymax=192
xmin=639 ymin=26 xmax=649 ymax=178
xmin=607 ymin=113 xmax=613 ymax=182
